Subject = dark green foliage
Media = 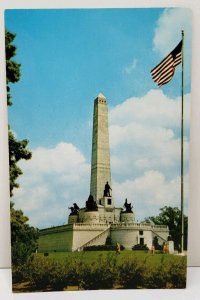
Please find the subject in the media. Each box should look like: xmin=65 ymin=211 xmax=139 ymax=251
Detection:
xmin=5 ymin=30 xmax=21 ymax=106
xmin=20 ymin=256 xmax=82 ymax=291
xmin=6 ymin=30 xmax=32 ymax=195
xmin=83 ymin=244 xmax=124 ymax=251
xmin=145 ymin=206 xmax=188 ymax=250
xmin=153 ymin=236 xmax=162 ymax=250
xmin=11 ymin=202 xmax=39 ymax=266
xmin=79 ymin=253 xmax=117 ymax=290
xmin=84 ymin=245 xmax=116 ymax=251
xmin=167 ymin=259 xmax=187 ymax=288
xmin=12 ymin=253 xmax=186 ymax=291
xmin=9 ymin=130 xmax=32 ymax=196
xmin=6 ymin=30 xmax=37 ymax=271
xmin=105 ymin=235 xmax=112 ymax=245
xmin=12 ymin=264 xmax=29 ymax=284
xmin=143 ymin=256 xmax=187 ymax=289
xmin=117 ymin=258 xmax=146 ymax=288
xmin=27 ymin=256 xmax=53 ymax=289
xmin=5 ymin=30 xmax=32 ymax=195
xmin=63 ymin=260 xmax=83 ymax=287
xmin=32 ymin=258 xmax=76 ymax=291
xmin=144 ymin=266 xmax=168 ymax=288
xmin=49 ymin=263 xmax=70 ymax=291
xmin=144 ymin=256 xmax=168 ymax=288
xmin=132 ymin=244 xmax=149 ymax=251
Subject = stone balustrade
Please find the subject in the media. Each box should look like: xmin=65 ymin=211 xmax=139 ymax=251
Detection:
xmin=73 ymin=223 xmax=110 ymax=230
xmin=111 ymin=222 xmax=168 ymax=230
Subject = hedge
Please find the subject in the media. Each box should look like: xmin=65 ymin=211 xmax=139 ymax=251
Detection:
xmin=12 ymin=253 xmax=186 ymax=291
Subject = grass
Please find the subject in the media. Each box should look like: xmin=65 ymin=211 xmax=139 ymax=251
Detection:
xmin=36 ymin=250 xmax=185 ymax=267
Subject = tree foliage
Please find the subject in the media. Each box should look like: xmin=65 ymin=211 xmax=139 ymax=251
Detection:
xmin=5 ymin=30 xmax=21 ymax=106
xmin=12 ymin=254 xmax=187 ymax=291
xmin=145 ymin=206 xmax=188 ymax=250
xmin=6 ymin=30 xmax=32 ymax=196
xmin=11 ymin=202 xmax=39 ymax=265
xmin=9 ymin=129 xmax=32 ymax=196
xmin=6 ymin=30 xmax=37 ymax=265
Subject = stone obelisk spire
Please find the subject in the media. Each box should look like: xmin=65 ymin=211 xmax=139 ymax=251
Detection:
xmin=90 ymin=93 xmax=111 ymax=202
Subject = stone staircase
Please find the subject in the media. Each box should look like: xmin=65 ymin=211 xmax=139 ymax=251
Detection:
xmin=76 ymin=225 xmax=111 ymax=251
xmin=151 ymin=229 xmax=167 ymax=244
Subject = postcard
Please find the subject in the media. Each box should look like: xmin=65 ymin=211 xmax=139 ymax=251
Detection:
xmin=5 ymin=7 xmax=191 ymax=292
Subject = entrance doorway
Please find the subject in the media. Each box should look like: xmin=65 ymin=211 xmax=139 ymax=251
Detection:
xmin=139 ymin=238 xmax=144 ymax=245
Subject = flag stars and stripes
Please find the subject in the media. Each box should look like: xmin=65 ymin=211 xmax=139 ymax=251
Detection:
xmin=151 ymin=40 xmax=182 ymax=87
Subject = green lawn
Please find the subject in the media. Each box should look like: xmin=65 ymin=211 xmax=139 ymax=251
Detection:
xmin=36 ymin=250 xmax=186 ymax=267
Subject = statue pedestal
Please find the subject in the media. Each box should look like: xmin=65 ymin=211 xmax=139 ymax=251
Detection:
xmin=82 ymin=211 xmax=100 ymax=224
xmin=121 ymin=212 xmax=134 ymax=223
xmin=68 ymin=214 xmax=78 ymax=224
xmin=167 ymin=240 xmax=174 ymax=254
xmin=99 ymin=196 xmax=114 ymax=208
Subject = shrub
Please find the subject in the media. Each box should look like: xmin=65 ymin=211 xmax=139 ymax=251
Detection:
xmin=143 ymin=260 xmax=168 ymax=288
xmin=153 ymin=236 xmax=162 ymax=250
xmin=48 ymin=261 xmax=70 ymax=291
xmin=167 ymin=258 xmax=186 ymax=288
xmin=132 ymin=244 xmax=149 ymax=251
xmin=80 ymin=253 xmax=117 ymax=289
xmin=11 ymin=204 xmax=39 ymax=266
xmin=83 ymin=244 xmax=125 ymax=251
xmin=143 ymin=256 xmax=186 ymax=289
xmin=83 ymin=245 xmax=115 ymax=251
xmin=12 ymin=264 xmax=29 ymax=284
xmin=105 ymin=236 xmax=112 ymax=245
xmin=64 ymin=259 xmax=83 ymax=287
xmin=12 ymin=252 xmax=187 ymax=291
xmin=27 ymin=256 xmax=52 ymax=289
xmin=117 ymin=257 xmax=146 ymax=289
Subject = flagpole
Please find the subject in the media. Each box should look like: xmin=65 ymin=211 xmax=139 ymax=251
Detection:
xmin=180 ymin=30 xmax=184 ymax=253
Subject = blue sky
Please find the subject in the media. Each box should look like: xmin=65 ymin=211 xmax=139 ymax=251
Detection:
xmin=5 ymin=8 xmax=192 ymax=228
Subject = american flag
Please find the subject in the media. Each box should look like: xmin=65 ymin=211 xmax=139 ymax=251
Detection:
xmin=151 ymin=40 xmax=182 ymax=87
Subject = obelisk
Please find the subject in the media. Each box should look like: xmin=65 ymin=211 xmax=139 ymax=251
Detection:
xmin=90 ymin=93 xmax=112 ymax=202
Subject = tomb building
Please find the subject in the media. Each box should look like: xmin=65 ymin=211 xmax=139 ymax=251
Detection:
xmin=38 ymin=94 xmax=170 ymax=252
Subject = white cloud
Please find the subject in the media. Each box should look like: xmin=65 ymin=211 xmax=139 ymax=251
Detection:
xmin=109 ymin=89 xmax=189 ymax=219
xmin=113 ymin=171 xmax=189 ymax=221
xmin=153 ymin=8 xmax=192 ymax=56
xmin=123 ymin=58 xmax=138 ymax=74
xmin=109 ymin=89 xmax=190 ymax=129
xmin=109 ymin=89 xmax=190 ymax=181
xmin=153 ymin=8 xmax=192 ymax=85
xmin=13 ymin=143 xmax=90 ymax=228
